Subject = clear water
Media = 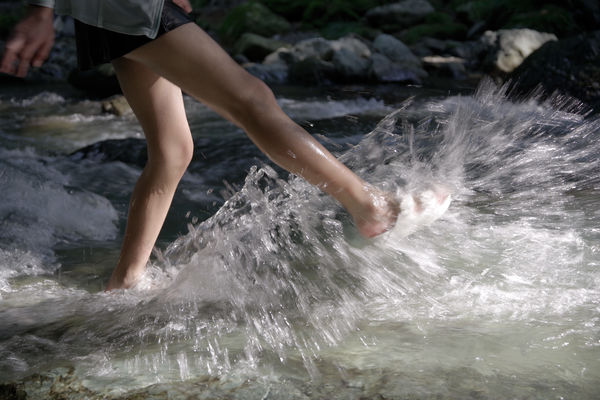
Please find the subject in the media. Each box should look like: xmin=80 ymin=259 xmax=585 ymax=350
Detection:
xmin=0 ymin=80 xmax=598 ymax=399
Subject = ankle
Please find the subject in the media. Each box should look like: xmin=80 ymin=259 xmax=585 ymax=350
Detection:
xmin=106 ymin=264 xmax=145 ymax=290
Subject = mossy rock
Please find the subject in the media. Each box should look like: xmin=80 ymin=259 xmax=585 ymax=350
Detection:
xmin=218 ymin=1 xmax=291 ymax=43
xmin=401 ymin=21 xmax=468 ymax=44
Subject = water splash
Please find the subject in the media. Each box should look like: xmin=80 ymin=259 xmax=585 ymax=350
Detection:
xmin=1 ymin=80 xmax=599 ymax=398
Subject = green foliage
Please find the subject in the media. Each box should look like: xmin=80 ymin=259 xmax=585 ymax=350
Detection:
xmin=189 ymin=0 xmax=209 ymax=9
xmin=504 ymin=5 xmax=577 ymax=37
xmin=424 ymin=11 xmax=455 ymax=25
xmin=0 ymin=6 xmax=25 ymax=39
xmin=218 ymin=1 xmax=291 ymax=43
xmin=452 ymin=0 xmax=584 ymax=35
xmin=319 ymin=21 xmax=379 ymax=40
xmin=401 ymin=21 xmax=468 ymax=44
xmin=261 ymin=0 xmax=387 ymax=26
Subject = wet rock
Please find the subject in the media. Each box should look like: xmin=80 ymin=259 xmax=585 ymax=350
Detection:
xmin=68 ymin=63 xmax=121 ymax=98
xmin=509 ymin=30 xmax=600 ymax=114
xmin=69 ymin=138 xmax=148 ymax=167
xmin=233 ymin=32 xmax=289 ymax=62
xmin=365 ymin=0 xmax=435 ymax=31
xmin=481 ymin=28 xmax=557 ymax=74
xmin=101 ymin=95 xmax=132 ymax=116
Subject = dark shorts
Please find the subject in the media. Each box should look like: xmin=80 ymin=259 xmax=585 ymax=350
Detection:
xmin=74 ymin=0 xmax=193 ymax=70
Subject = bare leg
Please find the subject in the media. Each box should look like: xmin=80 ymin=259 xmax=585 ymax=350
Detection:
xmin=122 ymin=23 xmax=399 ymax=238
xmin=106 ymin=57 xmax=193 ymax=290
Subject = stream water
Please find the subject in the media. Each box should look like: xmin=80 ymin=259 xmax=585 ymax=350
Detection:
xmin=0 ymin=80 xmax=598 ymax=399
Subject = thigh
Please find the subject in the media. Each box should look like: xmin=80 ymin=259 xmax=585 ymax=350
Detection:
xmin=121 ymin=23 xmax=268 ymax=123
xmin=111 ymin=57 xmax=192 ymax=155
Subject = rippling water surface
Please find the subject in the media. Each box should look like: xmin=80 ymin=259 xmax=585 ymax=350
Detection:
xmin=0 ymin=80 xmax=598 ymax=399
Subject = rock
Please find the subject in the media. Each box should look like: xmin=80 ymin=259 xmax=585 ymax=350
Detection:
xmin=332 ymin=48 xmax=371 ymax=81
xmin=262 ymin=34 xmax=428 ymax=84
xmin=330 ymin=37 xmax=372 ymax=81
xmin=101 ymin=95 xmax=132 ymax=116
xmin=372 ymin=34 xmax=423 ymax=70
xmin=366 ymin=0 xmax=435 ymax=30
xmin=509 ymin=30 xmax=600 ymax=114
xmin=331 ymin=36 xmax=371 ymax=59
xmin=422 ymin=55 xmax=467 ymax=79
xmin=288 ymin=56 xmax=336 ymax=85
xmin=244 ymin=61 xmax=289 ymax=84
xmin=481 ymin=29 xmax=557 ymax=74
xmin=369 ymin=53 xmax=425 ymax=83
xmin=68 ymin=63 xmax=121 ymax=98
xmin=411 ymin=38 xmax=487 ymax=70
xmin=233 ymin=32 xmax=289 ymax=62
xmin=292 ymin=37 xmax=335 ymax=62
xmin=218 ymin=1 xmax=291 ymax=43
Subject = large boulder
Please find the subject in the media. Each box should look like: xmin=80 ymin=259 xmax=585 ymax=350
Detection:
xmin=233 ymin=33 xmax=289 ymax=62
xmin=262 ymin=34 xmax=428 ymax=85
xmin=332 ymin=48 xmax=371 ymax=81
xmin=372 ymin=34 xmax=424 ymax=73
xmin=366 ymin=0 xmax=434 ymax=30
xmin=288 ymin=56 xmax=336 ymax=85
xmin=369 ymin=53 xmax=426 ymax=83
xmin=330 ymin=37 xmax=372 ymax=81
xmin=244 ymin=61 xmax=289 ymax=84
xmin=509 ymin=30 xmax=600 ymax=114
xmin=481 ymin=28 xmax=557 ymax=74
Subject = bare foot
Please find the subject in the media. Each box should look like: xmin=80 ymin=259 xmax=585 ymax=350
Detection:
xmin=348 ymin=186 xmax=400 ymax=238
xmin=349 ymin=185 xmax=451 ymax=239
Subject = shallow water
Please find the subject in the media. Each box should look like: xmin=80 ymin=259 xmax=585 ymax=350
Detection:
xmin=0 ymin=80 xmax=599 ymax=399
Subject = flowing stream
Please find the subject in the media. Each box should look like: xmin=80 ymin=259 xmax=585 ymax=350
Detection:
xmin=0 ymin=80 xmax=598 ymax=399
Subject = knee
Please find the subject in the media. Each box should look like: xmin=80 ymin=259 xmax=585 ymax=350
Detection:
xmin=149 ymin=134 xmax=194 ymax=176
xmin=229 ymin=77 xmax=278 ymax=125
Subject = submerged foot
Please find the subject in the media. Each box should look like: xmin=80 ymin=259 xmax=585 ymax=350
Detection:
xmin=105 ymin=268 xmax=143 ymax=291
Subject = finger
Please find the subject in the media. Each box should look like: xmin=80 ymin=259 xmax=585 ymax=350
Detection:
xmin=16 ymin=59 xmax=30 ymax=78
xmin=15 ymin=39 xmax=41 ymax=77
xmin=32 ymin=38 xmax=54 ymax=68
xmin=173 ymin=0 xmax=192 ymax=13
xmin=0 ymin=49 xmax=18 ymax=75
xmin=0 ymin=37 xmax=25 ymax=75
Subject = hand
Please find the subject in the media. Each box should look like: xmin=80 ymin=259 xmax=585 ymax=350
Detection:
xmin=0 ymin=6 xmax=55 ymax=78
xmin=173 ymin=0 xmax=193 ymax=14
